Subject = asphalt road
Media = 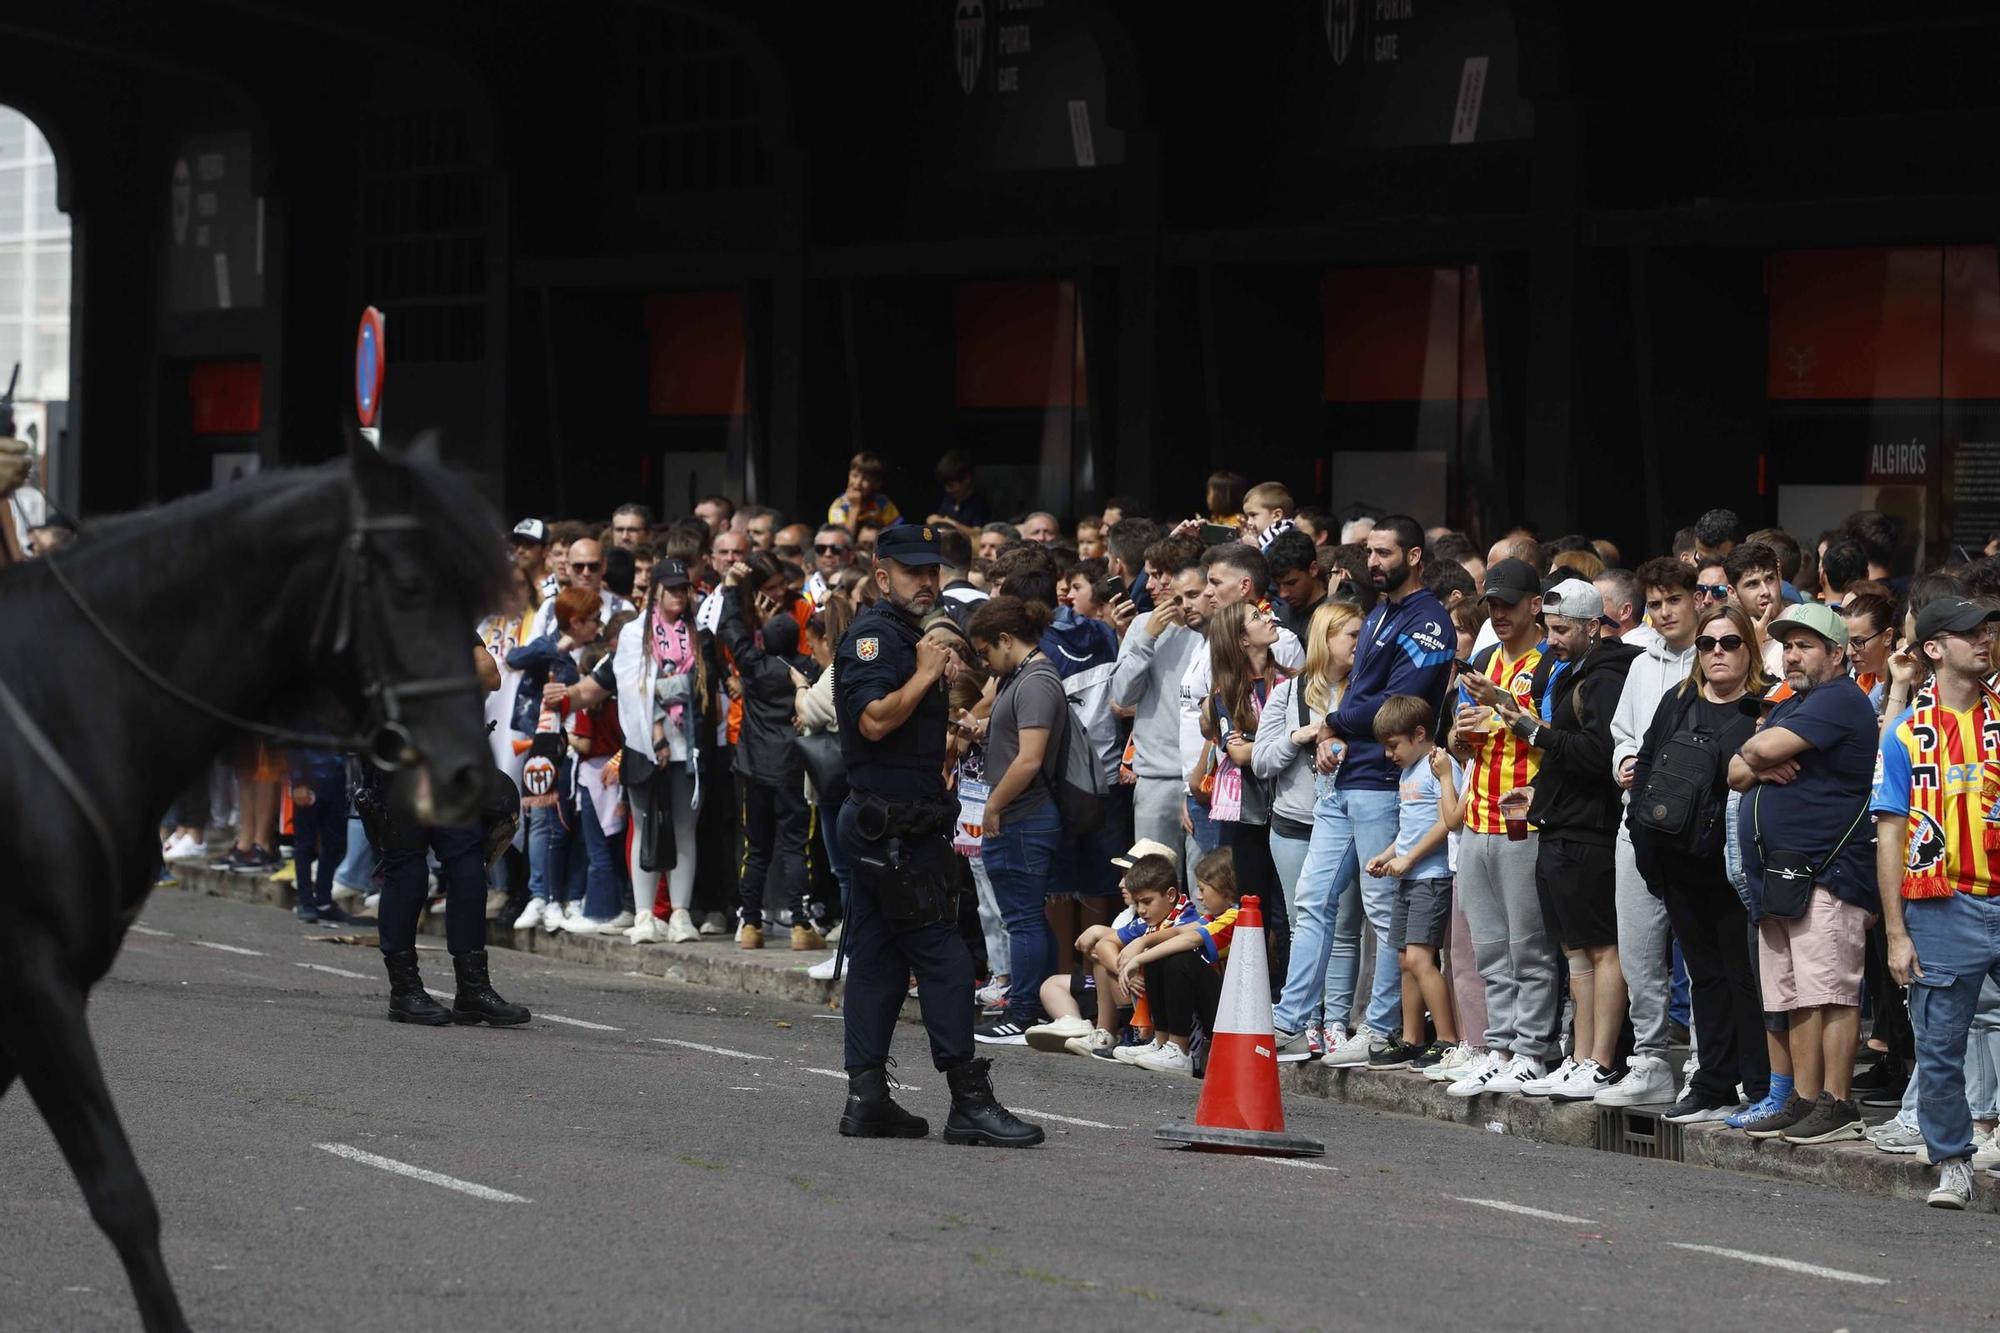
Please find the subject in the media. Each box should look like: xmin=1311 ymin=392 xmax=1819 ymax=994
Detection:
xmin=4 ymin=890 xmax=1998 ymax=1333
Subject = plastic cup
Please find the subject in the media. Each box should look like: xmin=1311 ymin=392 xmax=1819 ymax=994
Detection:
xmin=1505 ymin=813 xmax=1527 ymax=842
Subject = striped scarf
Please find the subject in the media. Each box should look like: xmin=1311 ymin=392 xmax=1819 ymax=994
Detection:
xmin=1901 ymin=678 xmax=2000 ymax=900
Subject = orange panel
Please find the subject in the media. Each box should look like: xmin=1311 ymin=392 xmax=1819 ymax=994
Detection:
xmin=954 ymin=279 xmax=1082 ymax=409
xmin=646 ymin=291 xmax=745 ymax=417
xmin=1323 ymin=267 xmax=1461 ymax=402
xmin=1944 ymin=245 xmax=2000 ymax=400
xmin=1767 ymin=248 xmax=1941 ymax=400
xmin=187 ymin=361 xmax=262 ymax=436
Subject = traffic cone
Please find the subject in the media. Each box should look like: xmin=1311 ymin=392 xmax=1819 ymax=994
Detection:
xmin=1155 ymin=896 xmax=1324 ymax=1157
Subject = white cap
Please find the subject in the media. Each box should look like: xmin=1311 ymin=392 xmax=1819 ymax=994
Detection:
xmin=1542 ymin=577 xmax=1605 ymax=624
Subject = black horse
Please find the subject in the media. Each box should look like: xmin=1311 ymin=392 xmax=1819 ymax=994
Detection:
xmin=0 ymin=439 xmax=504 ymax=1333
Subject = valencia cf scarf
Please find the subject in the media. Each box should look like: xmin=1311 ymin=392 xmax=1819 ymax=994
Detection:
xmin=515 ymin=693 xmax=568 ymax=811
xmin=1900 ymin=679 xmax=2000 ymax=900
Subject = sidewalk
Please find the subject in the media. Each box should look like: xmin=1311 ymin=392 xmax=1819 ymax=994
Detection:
xmin=160 ymin=858 xmax=1984 ymax=1213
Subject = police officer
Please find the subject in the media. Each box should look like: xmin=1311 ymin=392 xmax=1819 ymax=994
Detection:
xmin=833 ymin=524 xmax=1043 ymax=1147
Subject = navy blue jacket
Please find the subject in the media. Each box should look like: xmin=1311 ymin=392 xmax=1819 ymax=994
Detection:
xmin=1328 ymin=585 xmax=1454 ymax=790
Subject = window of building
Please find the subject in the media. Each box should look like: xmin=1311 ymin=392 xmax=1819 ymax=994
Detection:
xmin=0 ymin=105 xmax=70 ymax=498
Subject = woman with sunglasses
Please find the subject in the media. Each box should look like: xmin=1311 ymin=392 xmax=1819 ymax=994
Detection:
xmin=1627 ymin=602 xmax=1768 ymax=1123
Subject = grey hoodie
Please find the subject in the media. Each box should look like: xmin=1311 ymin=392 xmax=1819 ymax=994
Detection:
xmin=1111 ymin=618 xmax=1203 ymax=783
xmin=1610 ymin=632 xmax=1698 ymax=841
xmin=1251 ymin=674 xmax=1323 ymax=830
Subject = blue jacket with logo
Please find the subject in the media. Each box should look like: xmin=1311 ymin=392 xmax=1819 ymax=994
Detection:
xmin=1328 ymin=586 xmax=1454 ymax=791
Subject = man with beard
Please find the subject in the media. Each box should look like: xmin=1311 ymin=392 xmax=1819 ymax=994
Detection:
xmin=832 ymin=524 xmax=1044 ymax=1148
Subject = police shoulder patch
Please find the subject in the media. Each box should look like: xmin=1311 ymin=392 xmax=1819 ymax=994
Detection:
xmin=857 ymin=637 xmax=880 ymax=661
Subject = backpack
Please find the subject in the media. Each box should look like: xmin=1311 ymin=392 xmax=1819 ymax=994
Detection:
xmin=1632 ymin=689 xmax=1726 ymax=857
xmin=1045 ymin=695 xmax=1109 ymax=837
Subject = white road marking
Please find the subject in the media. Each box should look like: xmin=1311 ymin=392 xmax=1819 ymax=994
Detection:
xmin=1254 ymin=1157 xmax=1340 ymax=1172
xmin=542 ymin=1014 xmax=622 ymax=1032
xmin=425 ymin=987 xmax=451 ymax=1001
xmin=296 ymin=962 xmax=370 ymax=980
xmin=1453 ymin=1197 xmax=1599 ymax=1225
xmin=805 ymin=1066 xmax=920 ymax=1091
xmin=651 ymin=1038 xmax=772 ymax=1061
xmin=314 ymin=1143 xmax=529 ymax=1203
xmin=1668 ymin=1242 xmax=1888 ymax=1287
xmin=130 ymin=925 xmax=173 ymax=938
xmin=195 ymin=941 xmax=265 ymax=957
xmin=1014 ymin=1108 xmax=1119 ymax=1129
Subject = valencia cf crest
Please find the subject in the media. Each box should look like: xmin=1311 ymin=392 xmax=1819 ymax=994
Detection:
xmin=858 ymin=637 xmax=880 ymax=662
xmin=954 ymin=0 xmax=985 ymax=95
xmin=522 ymin=755 xmax=557 ymax=797
xmin=1907 ymin=809 xmax=1947 ymax=875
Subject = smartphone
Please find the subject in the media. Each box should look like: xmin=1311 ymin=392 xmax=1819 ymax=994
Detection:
xmin=1198 ymin=522 xmax=1238 ymax=547
xmin=1099 ymin=575 xmax=1127 ymax=600
xmin=1453 ymin=656 xmax=1479 ymax=672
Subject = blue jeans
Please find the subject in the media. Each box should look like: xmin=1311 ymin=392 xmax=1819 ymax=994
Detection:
xmin=1903 ymin=892 xmax=2000 ymax=1164
xmin=525 ymin=795 xmax=583 ymax=905
xmin=576 ymin=786 xmax=630 ymax=920
xmin=1183 ymin=794 xmax=1232 ymax=875
xmin=334 ymin=816 xmax=375 ymax=890
xmin=982 ymin=800 xmax=1064 ymax=1022
xmin=1275 ymin=786 xmax=1400 ymax=1037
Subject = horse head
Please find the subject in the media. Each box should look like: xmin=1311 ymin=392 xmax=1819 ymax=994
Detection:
xmin=337 ymin=433 xmax=507 ymax=829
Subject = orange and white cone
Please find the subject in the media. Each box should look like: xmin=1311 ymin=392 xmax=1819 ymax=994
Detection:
xmin=1155 ymin=895 xmax=1324 ymax=1157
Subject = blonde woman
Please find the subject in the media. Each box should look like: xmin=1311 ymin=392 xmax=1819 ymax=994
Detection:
xmin=1256 ymin=600 xmax=1364 ymax=1060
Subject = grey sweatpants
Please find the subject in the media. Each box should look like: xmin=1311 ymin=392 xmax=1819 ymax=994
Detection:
xmin=1133 ymin=776 xmax=1185 ymax=884
xmin=1458 ymin=829 xmax=1560 ymax=1059
xmin=1615 ymin=834 xmax=1672 ymax=1061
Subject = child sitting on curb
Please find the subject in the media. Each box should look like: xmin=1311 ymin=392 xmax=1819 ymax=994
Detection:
xmin=1025 ymin=851 xmax=1189 ymax=1058
xmin=1114 ymin=848 xmax=1243 ymax=1076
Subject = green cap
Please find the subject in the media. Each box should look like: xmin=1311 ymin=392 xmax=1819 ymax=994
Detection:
xmin=1767 ymin=601 xmax=1849 ymax=650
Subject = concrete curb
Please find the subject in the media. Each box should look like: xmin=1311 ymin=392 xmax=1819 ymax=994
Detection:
xmin=160 ymin=860 xmax=1978 ymax=1211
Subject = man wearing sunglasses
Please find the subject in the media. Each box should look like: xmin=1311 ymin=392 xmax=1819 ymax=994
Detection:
xmin=1695 ymin=557 xmax=1731 ymax=608
xmin=806 ymin=523 xmax=854 ymax=608
xmin=1601 ymin=556 xmax=1705 ymax=1108
xmin=526 ymin=537 xmax=629 ymax=643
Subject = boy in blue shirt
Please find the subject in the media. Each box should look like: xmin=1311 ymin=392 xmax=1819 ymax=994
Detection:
xmin=1363 ymin=695 xmax=1463 ymax=1070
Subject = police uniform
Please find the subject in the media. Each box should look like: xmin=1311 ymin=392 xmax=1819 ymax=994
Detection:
xmin=831 ymin=525 xmax=1043 ymax=1146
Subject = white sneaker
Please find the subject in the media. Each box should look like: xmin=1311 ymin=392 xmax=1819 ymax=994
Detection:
xmin=512 ymin=899 xmax=548 ymax=931
xmin=1975 ymin=1129 xmax=2000 ymax=1171
xmin=363 ymin=892 xmax=381 ymax=914
xmin=1114 ymin=1039 xmax=1161 ymax=1065
xmin=331 ymin=881 xmax=366 ymax=910
xmin=1065 ymin=1028 xmax=1116 ymax=1058
xmin=664 ymin=908 xmax=702 ymax=944
xmin=597 ymin=911 xmax=635 ymax=933
xmin=975 ymin=979 xmax=1011 ymax=1008
xmin=1321 ymin=1026 xmax=1380 ymax=1068
xmin=562 ymin=900 xmax=582 ymax=922
xmin=541 ymin=899 xmax=566 ymax=933
xmin=1025 ymin=1015 xmax=1095 ymax=1052
xmin=807 ymin=955 xmax=842 ymax=981
xmin=1482 ymin=1054 xmax=1547 ymax=1094
xmin=1593 ymin=1054 xmax=1677 ymax=1107
xmin=562 ymin=914 xmax=615 ymax=936
xmin=1134 ymin=1043 xmax=1194 ymax=1076
xmin=1930 ymin=1158 xmax=1975 ymax=1210
xmin=698 ymin=911 xmax=730 ymax=937
xmin=1521 ymin=1057 xmax=1580 ymax=1097
xmin=625 ymin=914 xmax=665 ymax=944
xmin=824 ymin=920 xmax=842 ymax=945
xmin=1425 ymin=1042 xmax=1481 ymax=1082
xmin=1549 ymin=1059 xmax=1616 ymax=1102
xmin=162 ymin=832 xmax=204 ymax=861
xmin=1445 ymin=1049 xmax=1507 ymax=1098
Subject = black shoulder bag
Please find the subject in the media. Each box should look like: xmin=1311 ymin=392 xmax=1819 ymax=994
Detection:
xmin=1752 ymin=786 xmax=1869 ymax=919
xmin=1633 ymin=690 xmax=1725 ymax=856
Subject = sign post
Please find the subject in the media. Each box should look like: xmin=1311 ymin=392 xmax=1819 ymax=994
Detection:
xmin=355 ymin=305 xmax=386 ymax=446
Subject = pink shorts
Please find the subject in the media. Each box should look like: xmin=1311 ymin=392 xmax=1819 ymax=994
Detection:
xmin=1757 ymin=887 xmax=1872 ymax=1012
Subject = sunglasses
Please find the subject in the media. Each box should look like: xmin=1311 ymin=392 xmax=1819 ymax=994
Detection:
xmin=1695 ymin=634 xmax=1745 ymax=654
xmin=1696 ymin=585 xmax=1732 ymax=600
xmin=815 ymin=543 xmax=850 ymax=555
xmin=569 ymin=561 xmax=602 ymax=573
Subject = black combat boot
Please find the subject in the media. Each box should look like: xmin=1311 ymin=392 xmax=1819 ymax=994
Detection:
xmin=450 ymin=950 xmax=531 ymax=1026
xmin=943 ymin=1058 xmax=1045 ymax=1148
xmin=838 ymin=1065 xmax=930 ymax=1139
xmin=382 ymin=949 xmax=452 ymax=1025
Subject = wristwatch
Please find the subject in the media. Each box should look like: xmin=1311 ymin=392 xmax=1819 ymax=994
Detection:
xmin=1510 ymin=715 xmax=1540 ymax=746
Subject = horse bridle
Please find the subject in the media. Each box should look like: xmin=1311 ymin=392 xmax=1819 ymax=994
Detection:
xmin=41 ymin=477 xmax=484 ymax=772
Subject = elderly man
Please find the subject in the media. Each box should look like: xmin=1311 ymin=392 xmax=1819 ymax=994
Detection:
xmin=1018 ymin=511 xmax=1061 ymax=545
xmin=806 ymin=523 xmax=853 ymax=606
xmin=1729 ymin=603 xmax=1879 ymax=1147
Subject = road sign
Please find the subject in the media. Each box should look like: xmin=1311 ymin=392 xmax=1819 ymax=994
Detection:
xmin=355 ymin=306 xmax=386 ymax=428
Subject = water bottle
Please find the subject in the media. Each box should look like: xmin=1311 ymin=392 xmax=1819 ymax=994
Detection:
xmin=1314 ymin=739 xmax=1345 ymax=801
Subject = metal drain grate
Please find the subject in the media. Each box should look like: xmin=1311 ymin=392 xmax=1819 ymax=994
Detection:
xmin=1597 ymin=1106 xmax=1685 ymax=1162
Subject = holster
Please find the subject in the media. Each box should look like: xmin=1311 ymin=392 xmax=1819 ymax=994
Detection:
xmin=850 ymin=792 xmax=961 ymax=932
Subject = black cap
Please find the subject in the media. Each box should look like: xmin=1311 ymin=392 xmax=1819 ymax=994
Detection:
xmin=1482 ymin=558 xmax=1541 ymax=605
xmin=873 ymin=523 xmax=946 ymax=567
xmin=651 ymin=558 xmax=692 ymax=589
xmin=1915 ymin=597 xmax=2000 ymax=645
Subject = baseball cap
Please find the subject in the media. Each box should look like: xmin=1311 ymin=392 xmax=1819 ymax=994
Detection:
xmin=1914 ymin=597 xmax=2000 ymax=645
xmin=1481 ymin=558 xmax=1540 ymax=605
xmin=651 ymin=558 xmax=692 ymax=589
xmin=510 ymin=517 xmax=549 ymax=545
xmin=1111 ymin=837 xmax=1180 ymax=870
xmin=874 ymin=523 xmax=946 ymax=567
xmin=1767 ymin=601 xmax=1849 ymax=650
xmin=1541 ymin=577 xmax=1604 ymax=624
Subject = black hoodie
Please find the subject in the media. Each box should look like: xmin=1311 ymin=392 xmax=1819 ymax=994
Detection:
xmin=1525 ymin=640 xmax=1641 ymax=845
xmin=716 ymin=588 xmax=821 ymax=785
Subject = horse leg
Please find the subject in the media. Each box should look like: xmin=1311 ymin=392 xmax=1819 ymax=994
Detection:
xmin=1 ymin=963 xmax=190 ymax=1333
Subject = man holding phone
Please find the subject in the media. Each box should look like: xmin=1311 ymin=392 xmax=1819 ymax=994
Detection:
xmin=1111 ymin=543 xmax=1209 ymax=874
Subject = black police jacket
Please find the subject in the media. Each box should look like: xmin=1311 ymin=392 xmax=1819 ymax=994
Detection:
xmin=832 ymin=600 xmax=949 ymax=798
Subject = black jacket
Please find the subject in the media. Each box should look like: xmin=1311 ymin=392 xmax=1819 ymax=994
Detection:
xmin=1628 ymin=684 xmax=1760 ymax=882
xmin=1525 ymin=641 xmax=1641 ymax=845
xmin=715 ymin=589 xmax=821 ymax=785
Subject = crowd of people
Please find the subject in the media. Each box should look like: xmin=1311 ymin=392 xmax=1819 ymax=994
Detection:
xmin=64 ymin=434 xmax=2000 ymax=1211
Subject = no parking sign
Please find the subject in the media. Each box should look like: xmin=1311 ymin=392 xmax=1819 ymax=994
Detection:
xmin=354 ymin=306 xmax=386 ymax=430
